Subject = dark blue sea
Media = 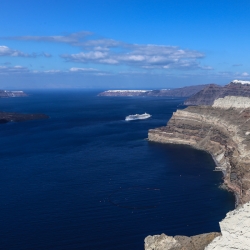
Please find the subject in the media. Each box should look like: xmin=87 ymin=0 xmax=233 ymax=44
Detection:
xmin=0 ymin=90 xmax=235 ymax=250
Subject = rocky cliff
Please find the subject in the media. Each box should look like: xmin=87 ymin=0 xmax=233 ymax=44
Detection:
xmin=184 ymin=80 xmax=250 ymax=106
xmin=98 ymin=84 xmax=209 ymax=97
xmin=146 ymin=95 xmax=250 ymax=249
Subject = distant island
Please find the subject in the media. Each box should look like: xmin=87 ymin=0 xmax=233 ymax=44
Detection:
xmin=0 ymin=112 xmax=49 ymax=124
xmin=0 ymin=89 xmax=48 ymax=124
xmin=98 ymin=84 xmax=211 ymax=97
xmin=0 ymin=90 xmax=28 ymax=98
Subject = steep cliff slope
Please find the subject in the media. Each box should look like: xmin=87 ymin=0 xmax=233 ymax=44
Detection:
xmin=184 ymin=80 xmax=250 ymax=106
xmin=184 ymin=84 xmax=222 ymax=105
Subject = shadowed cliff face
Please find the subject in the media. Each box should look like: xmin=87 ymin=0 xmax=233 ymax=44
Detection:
xmin=149 ymin=105 xmax=250 ymax=205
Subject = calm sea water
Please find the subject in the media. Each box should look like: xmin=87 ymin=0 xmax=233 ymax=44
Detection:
xmin=0 ymin=90 xmax=235 ymax=250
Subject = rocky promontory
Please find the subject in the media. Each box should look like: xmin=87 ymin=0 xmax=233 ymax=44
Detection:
xmin=146 ymin=95 xmax=250 ymax=249
xmin=0 ymin=112 xmax=49 ymax=123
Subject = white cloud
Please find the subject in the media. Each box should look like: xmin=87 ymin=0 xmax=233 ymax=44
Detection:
xmin=69 ymin=67 xmax=97 ymax=72
xmin=0 ymin=45 xmax=52 ymax=58
xmin=242 ymin=72 xmax=249 ymax=76
xmin=82 ymin=39 xmax=122 ymax=51
xmin=200 ymin=65 xmax=214 ymax=70
xmin=7 ymin=31 xmax=92 ymax=45
xmin=0 ymin=45 xmax=30 ymax=57
xmin=64 ymin=51 xmax=108 ymax=62
xmin=4 ymin=31 xmax=213 ymax=71
xmin=61 ymin=44 xmax=205 ymax=70
xmin=0 ymin=65 xmax=30 ymax=74
xmin=43 ymin=70 xmax=61 ymax=73
xmin=42 ymin=52 xmax=52 ymax=58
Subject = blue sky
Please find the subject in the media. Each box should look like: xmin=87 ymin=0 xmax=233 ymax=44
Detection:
xmin=1 ymin=0 xmax=250 ymax=89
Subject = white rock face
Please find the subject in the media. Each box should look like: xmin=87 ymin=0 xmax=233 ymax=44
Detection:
xmin=231 ymin=80 xmax=250 ymax=85
xmin=213 ymin=96 xmax=250 ymax=109
xmin=205 ymin=201 xmax=250 ymax=250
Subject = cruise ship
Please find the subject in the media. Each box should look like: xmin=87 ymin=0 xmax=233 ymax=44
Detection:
xmin=125 ymin=113 xmax=151 ymax=121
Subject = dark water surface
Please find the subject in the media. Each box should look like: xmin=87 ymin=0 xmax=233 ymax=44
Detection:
xmin=0 ymin=90 xmax=235 ymax=249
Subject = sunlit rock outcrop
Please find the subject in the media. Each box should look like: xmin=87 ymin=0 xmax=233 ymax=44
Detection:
xmin=205 ymin=201 xmax=250 ymax=250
